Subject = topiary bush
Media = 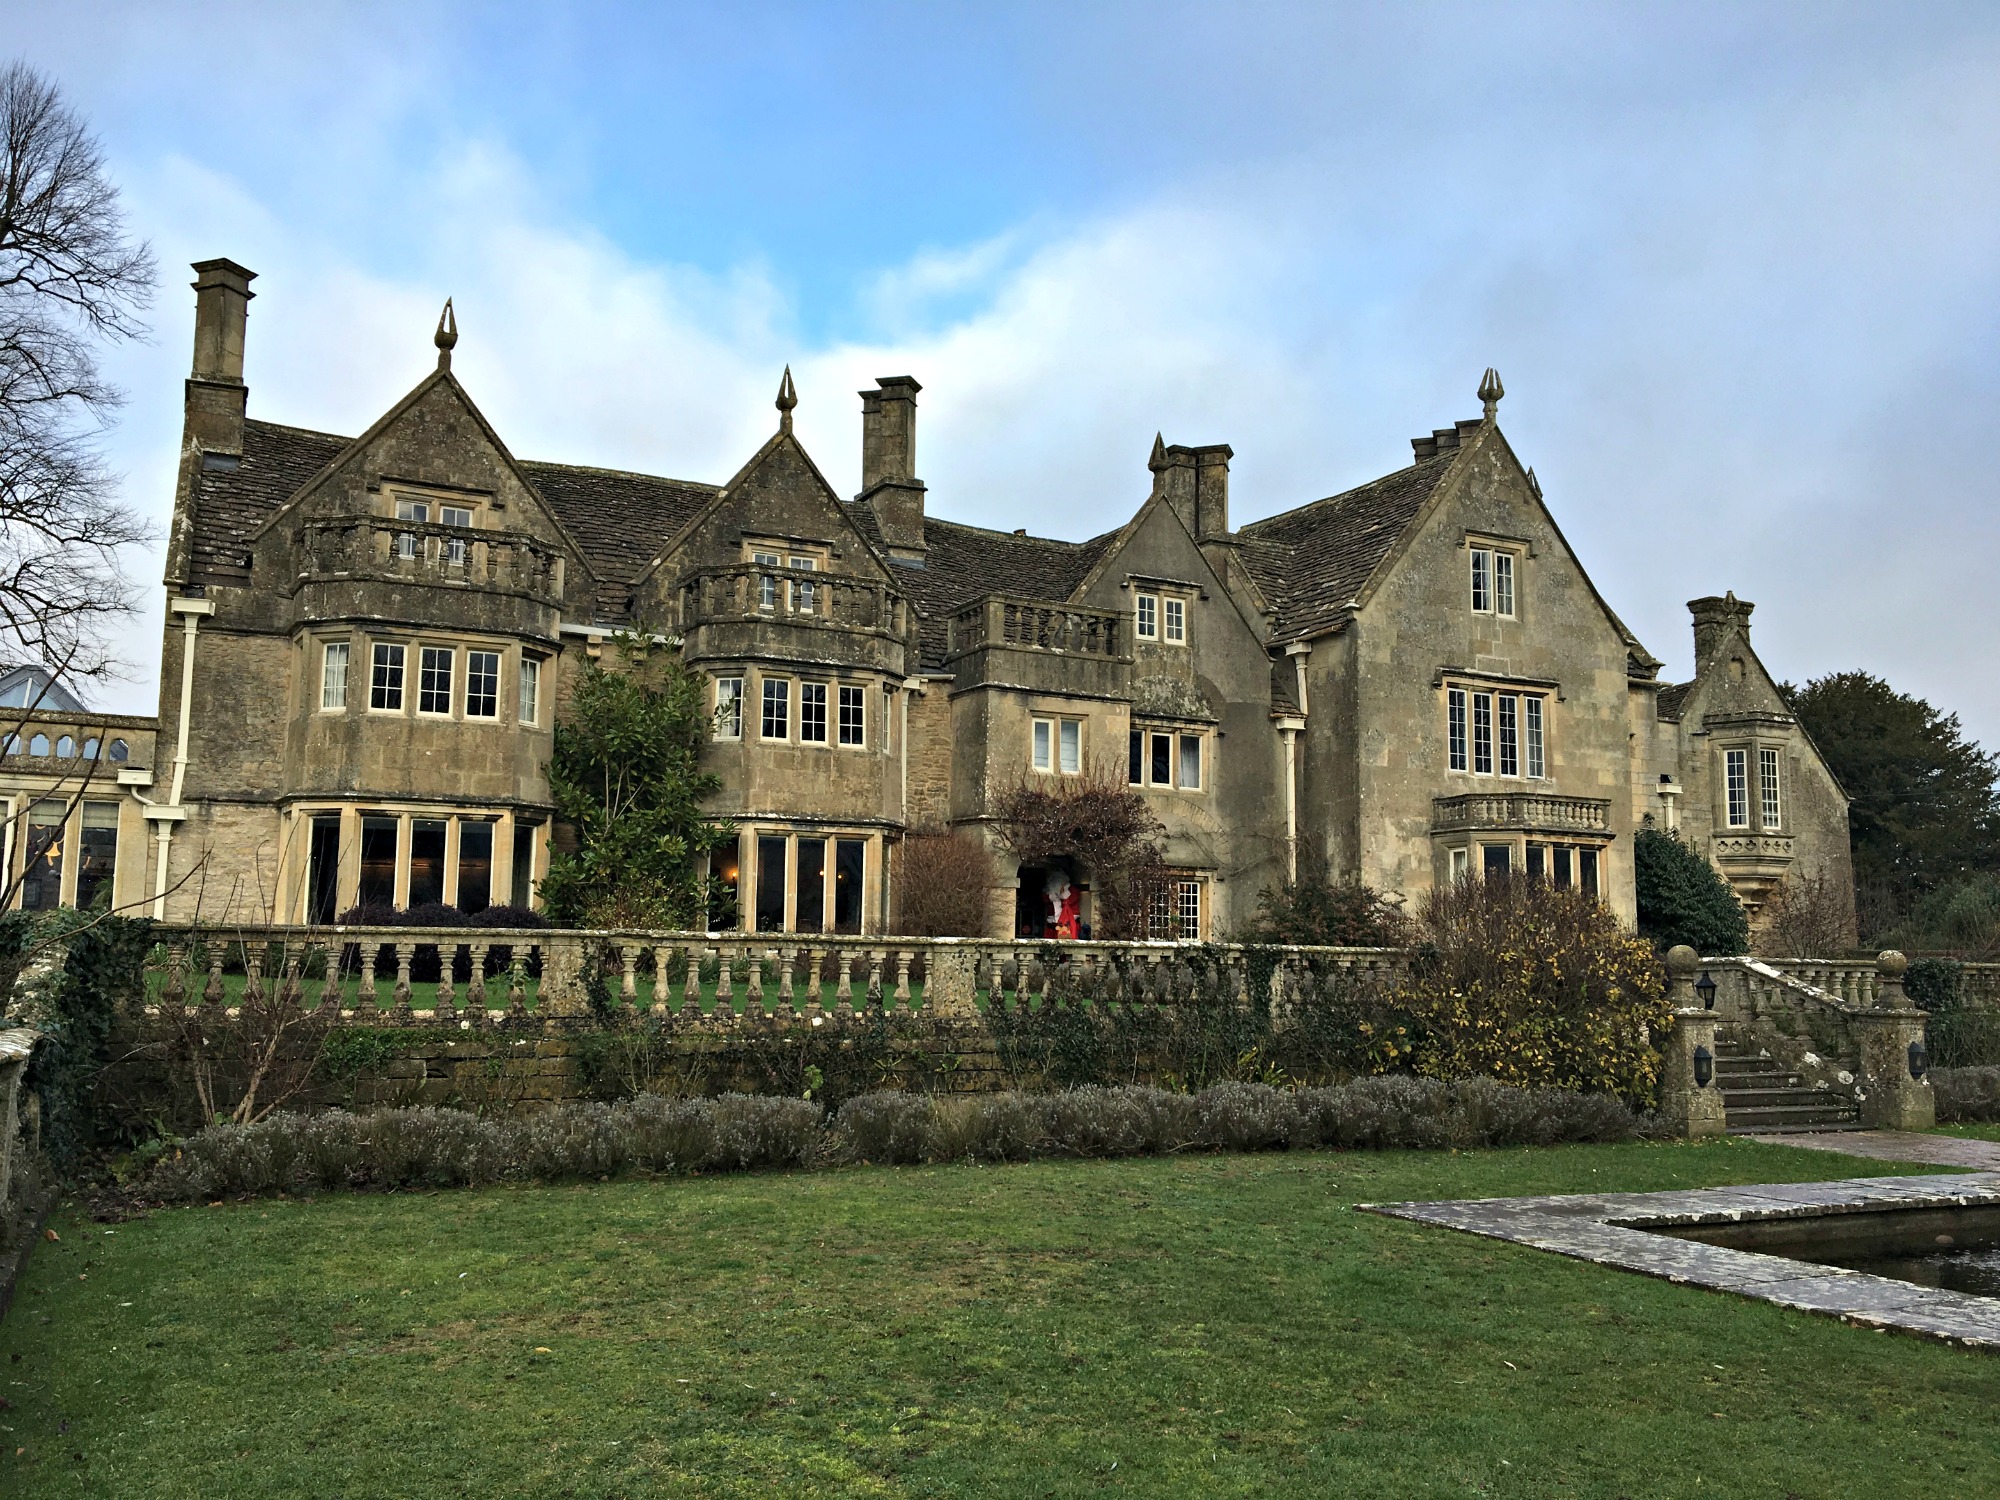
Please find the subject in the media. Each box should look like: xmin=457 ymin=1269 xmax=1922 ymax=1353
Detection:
xmin=1635 ymin=827 xmax=1750 ymax=956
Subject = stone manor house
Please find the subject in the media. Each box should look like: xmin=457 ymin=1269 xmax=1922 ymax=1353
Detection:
xmin=0 ymin=259 xmax=1854 ymax=940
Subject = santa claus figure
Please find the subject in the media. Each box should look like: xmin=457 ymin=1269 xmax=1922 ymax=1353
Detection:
xmin=1045 ymin=868 xmax=1081 ymax=940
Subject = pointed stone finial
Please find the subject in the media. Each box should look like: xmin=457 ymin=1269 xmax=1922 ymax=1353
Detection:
xmin=1478 ymin=367 xmax=1504 ymax=420
xmin=434 ymin=298 xmax=458 ymax=371
xmin=776 ymin=366 xmax=797 ymax=432
xmin=1148 ymin=432 xmax=1167 ymax=470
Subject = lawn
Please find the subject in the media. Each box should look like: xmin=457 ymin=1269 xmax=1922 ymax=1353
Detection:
xmin=3 ymin=1140 xmax=1996 ymax=1498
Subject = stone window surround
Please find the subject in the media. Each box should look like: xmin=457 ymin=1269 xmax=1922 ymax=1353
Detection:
xmin=1438 ymin=832 xmax=1609 ymax=891
xmin=329 ymin=629 xmax=542 ymax=727
xmin=738 ymin=667 xmax=874 ymax=751
xmin=730 ymin=823 xmax=883 ymax=935
xmin=1128 ymin=723 xmax=1210 ymax=793
xmin=1444 ymin=681 xmax=1549 ymax=781
xmin=283 ymin=801 xmax=546 ymax=920
xmin=1464 ymin=532 xmax=1528 ymax=620
xmin=3 ymin=791 xmax=129 ymax=912
xmin=1717 ymin=737 xmax=1786 ymax=833
xmin=1031 ymin=714 xmax=1084 ymax=775
xmin=1132 ymin=587 xmax=1190 ymax=646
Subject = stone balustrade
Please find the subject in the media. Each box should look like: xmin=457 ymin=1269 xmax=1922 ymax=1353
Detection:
xmin=1430 ymin=792 xmax=1611 ymax=835
xmin=946 ymin=596 xmax=1129 ymax=662
xmin=297 ymin=518 xmax=566 ymax=603
xmin=677 ymin=564 xmax=909 ymax=638
xmin=138 ymin=926 xmax=1415 ymax=1030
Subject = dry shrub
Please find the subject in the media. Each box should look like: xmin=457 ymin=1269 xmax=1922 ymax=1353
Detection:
xmin=1401 ymin=875 xmax=1669 ymax=1105
xmin=894 ymin=827 xmax=997 ymax=937
xmin=1755 ymin=867 xmax=1857 ymax=958
xmin=992 ymin=762 xmax=1168 ymax=938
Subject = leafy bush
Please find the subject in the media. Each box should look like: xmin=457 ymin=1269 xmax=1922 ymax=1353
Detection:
xmin=469 ymin=904 xmax=550 ymax=929
xmin=1399 ymin=875 xmax=1670 ymax=1105
xmin=1932 ymin=1066 xmax=2000 ymax=1123
xmin=893 ymin=828 xmax=997 ymax=937
xmin=1239 ymin=870 xmax=1413 ymax=948
xmin=1887 ymin=875 xmax=2000 ymax=958
xmin=541 ymin=645 xmax=731 ymax=929
xmin=1910 ymin=960 xmax=2000 ymax=1068
xmin=5 ymin=911 xmax=153 ymax=1170
xmin=1634 ymin=827 xmax=1750 ymax=955
xmin=992 ymin=764 xmax=1167 ymax=939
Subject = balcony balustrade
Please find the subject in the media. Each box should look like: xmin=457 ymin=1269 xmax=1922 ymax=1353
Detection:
xmin=677 ymin=564 xmax=910 ymax=642
xmin=1431 ymin=792 xmax=1612 ymax=835
xmin=296 ymin=518 xmax=565 ymax=604
xmin=946 ymin=596 xmax=1128 ymax=662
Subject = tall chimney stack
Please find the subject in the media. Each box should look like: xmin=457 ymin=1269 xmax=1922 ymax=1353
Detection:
xmin=1192 ymin=443 xmax=1232 ymax=540
xmin=186 ymin=258 xmax=256 ymax=455
xmin=1688 ymin=592 xmax=1754 ymax=663
xmin=859 ymin=376 xmax=927 ymax=561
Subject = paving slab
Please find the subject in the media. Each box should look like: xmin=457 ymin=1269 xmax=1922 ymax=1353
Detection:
xmin=1360 ymin=1170 xmax=2000 ymax=1350
xmin=1758 ymin=1130 xmax=2000 ymax=1169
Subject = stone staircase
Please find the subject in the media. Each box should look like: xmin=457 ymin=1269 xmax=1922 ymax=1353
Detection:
xmin=1713 ymin=1046 xmax=1862 ymax=1135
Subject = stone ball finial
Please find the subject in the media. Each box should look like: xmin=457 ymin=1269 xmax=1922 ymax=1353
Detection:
xmin=1876 ymin=949 xmax=1909 ymax=980
xmin=1665 ymin=945 xmax=1699 ymax=979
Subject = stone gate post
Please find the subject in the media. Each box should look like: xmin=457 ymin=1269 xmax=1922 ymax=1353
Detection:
xmin=1855 ymin=950 xmax=1935 ymax=1131
xmin=1659 ymin=945 xmax=1726 ymax=1139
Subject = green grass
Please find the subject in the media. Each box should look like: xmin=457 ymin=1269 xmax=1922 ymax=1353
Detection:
xmin=4 ymin=1141 xmax=1996 ymax=1497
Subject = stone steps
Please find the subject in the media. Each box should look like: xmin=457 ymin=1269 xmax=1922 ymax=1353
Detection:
xmin=1713 ymin=1047 xmax=1860 ymax=1135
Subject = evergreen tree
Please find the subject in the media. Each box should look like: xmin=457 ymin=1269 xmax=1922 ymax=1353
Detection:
xmin=1784 ymin=672 xmax=2000 ymax=911
xmin=540 ymin=641 xmax=729 ymax=929
xmin=1634 ymin=827 xmax=1749 ymax=955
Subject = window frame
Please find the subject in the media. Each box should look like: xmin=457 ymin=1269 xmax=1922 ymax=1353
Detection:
xmin=714 ymin=676 xmax=744 ymax=740
xmin=464 ymin=649 xmax=500 ymax=719
xmin=1524 ymin=696 xmax=1545 ymax=779
xmin=1725 ymin=748 xmax=1750 ymax=829
xmin=1472 ymin=691 xmax=1494 ymax=775
xmin=1163 ymin=596 xmax=1186 ymax=645
xmin=1135 ymin=592 xmax=1159 ymax=640
xmin=760 ymin=676 xmax=791 ymax=741
xmin=837 ymin=684 xmax=866 ymax=748
xmin=798 ymin=681 xmax=830 ymax=744
xmin=369 ymin=642 xmax=406 ymax=712
xmin=1760 ymin=746 xmax=1783 ymax=831
xmin=417 ymin=645 xmax=455 ymax=717
xmin=1470 ymin=547 xmax=1492 ymax=613
xmin=1447 ymin=687 xmax=1468 ymax=772
xmin=518 ymin=654 xmax=542 ymax=726
xmin=320 ymin=640 xmax=350 ymax=712
xmin=1493 ymin=550 xmax=1516 ymax=618
xmin=1031 ymin=716 xmax=1082 ymax=775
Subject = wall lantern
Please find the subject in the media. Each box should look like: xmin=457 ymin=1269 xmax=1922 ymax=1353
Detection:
xmin=1694 ymin=971 xmax=1717 ymax=1011
xmin=1909 ymin=1040 xmax=1930 ymax=1081
xmin=1693 ymin=1044 xmax=1714 ymax=1090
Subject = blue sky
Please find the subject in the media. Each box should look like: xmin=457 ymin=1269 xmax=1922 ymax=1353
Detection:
xmin=6 ymin=2 xmax=1999 ymax=746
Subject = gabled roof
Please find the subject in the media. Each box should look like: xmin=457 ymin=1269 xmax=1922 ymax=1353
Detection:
xmin=1236 ymin=448 xmax=1465 ymax=643
xmin=185 ymin=418 xmax=715 ymax=621
xmin=1655 ymin=681 xmax=1694 ymax=721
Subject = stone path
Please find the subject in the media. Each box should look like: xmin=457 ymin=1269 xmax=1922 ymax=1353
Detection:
xmin=1755 ymin=1129 xmax=2000 ymax=1171
xmin=1361 ymin=1171 xmax=2000 ymax=1349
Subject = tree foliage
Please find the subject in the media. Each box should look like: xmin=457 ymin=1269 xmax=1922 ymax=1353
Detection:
xmin=540 ymin=643 xmax=729 ymax=929
xmin=0 ymin=61 xmax=154 ymax=686
xmin=1783 ymin=671 xmax=2000 ymax=914
xmin=1397 ymin=875 xmax=1669 ymax=1106
xmin=1634 ymin=827 xmax=1750 ymax=956
xmin=893 ymin=827 xmax=996 ymax=937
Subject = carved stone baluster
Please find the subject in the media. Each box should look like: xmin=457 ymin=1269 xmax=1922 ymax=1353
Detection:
xmin=506 ymin=955 xmax=530 ymax=1027
xmin=243 ymin=945 xmax=266 ymax=1006
xmin=867 ymin=950 xmax=886 ymax=1009
xmin=835 ymin=951 xmax=855 ymax=1015
xmin=160 ymin=940 xmax=188 ymax=1013
xmin=683 ymin=946 xmax=703 ymax=1017
xmin=747 ymin=948 xmax=766 ymax=1016
xmin=434 ymin=941 xmax=458 ymax=1022
xmin=203 ymin=947 xmax=227 ymax=1007
xmin=804 ymin=947 xmax=824 ymax=1013
xmin=467 ymin=941 xmax=491 ymax=1026
xmin=893 ymin=949 xmax=913 ymax=1009
xmin=619 ymin=943 xmax=639 ymax=1005
xmin=716 ymin=945 xmax=736 ymax=1015
xmin=392 ymin=942 xmax=415 ymax=1021
xmin=317 ymin=944 xmax=342 ymax=1018
xmin=643 ymin=945 xmax=666 ymax=1018
xmin=356 ymin=944 xmax=381 ymax=1020
xmin=776 ymin=944 xmax=796 ymax=1021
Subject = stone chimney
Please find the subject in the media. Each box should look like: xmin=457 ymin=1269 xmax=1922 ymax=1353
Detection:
xmin=859 ymin=375 xmax=926 ymax=561
xmin=1689 ymin=592 xmax=1755 ymax=662
xmin=1149 ymin=439 xmax=1234 ymax=540
xmin=185 ymin=258 xmax=256 ymax=455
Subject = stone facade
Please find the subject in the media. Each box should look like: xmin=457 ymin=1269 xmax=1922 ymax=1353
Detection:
xmin=16 ymin=261 xmax=1852 ymax=938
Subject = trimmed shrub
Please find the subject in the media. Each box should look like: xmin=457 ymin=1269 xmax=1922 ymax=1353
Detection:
xmin=893 ymin=828 xmax=997 ymax=937
xmin=468 ymin=904 xmax=549 ymax=929
xmin=1634 ymin=827 xmax=1750 ymax=956
xmin=1933 ymin=1066 xmax=2000 ymax=1123
xmin=1239 ymin=870 xmax=1413 ymax=948
xmin=142 ymin=1078 xmax=1642 ymax=1203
